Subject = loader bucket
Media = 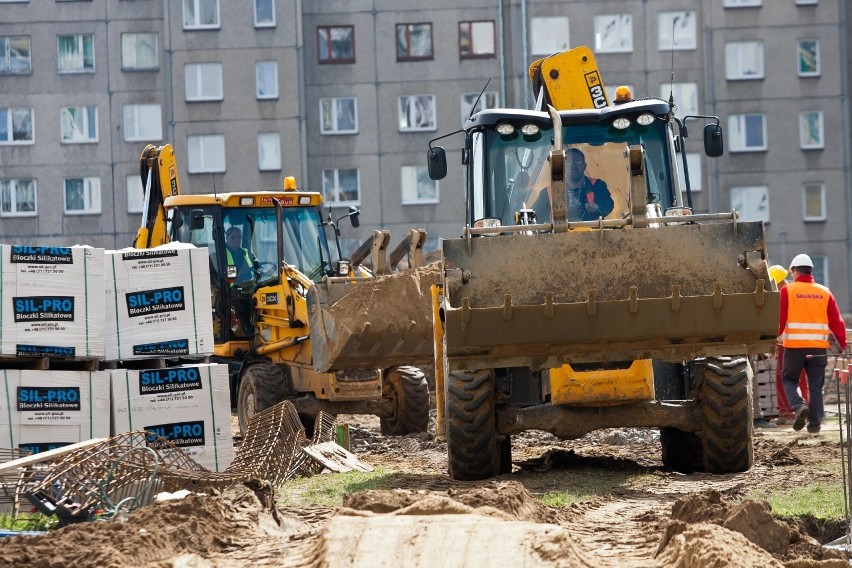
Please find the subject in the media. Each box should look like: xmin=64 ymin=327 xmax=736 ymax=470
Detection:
xmin=441 ymin=220 xmax=779 ymax=372
xmin=307 ymin=263 xmax=441 ymax=373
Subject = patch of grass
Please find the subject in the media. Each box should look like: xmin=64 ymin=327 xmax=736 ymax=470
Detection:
xmin=276 ymin=468 xmax=394 ymax=508
xmin=748 ymin=482 xmax=847 ymax=522
xmin=519 ymin=468 xmax=658 ymax=507
xmin=0 ymin=512 xmax=55 ymax=532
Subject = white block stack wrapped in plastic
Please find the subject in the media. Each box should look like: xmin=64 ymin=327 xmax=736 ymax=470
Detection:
xmin=110 ymin=363 xmax=234 ymax=472
xmin=0 ymin=245 xmax=105 ymax=360
xmin=105 ymin=243 xmax=214 ymax=360
xmin=0 ymin=369 xmax=111 ymax=454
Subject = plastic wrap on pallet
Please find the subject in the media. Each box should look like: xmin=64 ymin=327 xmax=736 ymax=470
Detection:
xmin=105 ymin=243 xmax=213 ymax=360
xmin=109 ymin=363 xmax=233 ymax=472
xmin=0 ymin=245 xmax=105 ymax=360
xmin=0 ymin=369 xmax=111 ymax=454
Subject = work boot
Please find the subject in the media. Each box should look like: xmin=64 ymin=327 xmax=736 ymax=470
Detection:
xmin=793 ymin=406 xmax=809 ymax=432
xmin=775 ymin=416 xmax=794 ymax=426
xmin=806 ymin=424 xmax=821 ymax=434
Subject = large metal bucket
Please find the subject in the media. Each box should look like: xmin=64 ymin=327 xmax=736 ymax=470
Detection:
xmin=441 ymin=220 xmax=779 ymax=371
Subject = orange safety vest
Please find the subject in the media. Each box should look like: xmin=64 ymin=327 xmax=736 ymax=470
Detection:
xmin=781 ymin=281 xmax=831 ymax=348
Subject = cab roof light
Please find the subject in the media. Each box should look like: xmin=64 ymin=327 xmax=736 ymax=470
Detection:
xmin=283 ymin=176 xmax=297 ymax=190
xmin=613 ymin=86 xmax=633 ymax=105
xmin=239 ymin=197 xmax=254 ymax=206
xmin=496 ymin=123 xmax=516 ymax=136
xmin=520 ymin=124 xmax=540 ymax=136
xmin=612 ymin=117 xmax=631 ymax=130
xmin=298 ymin=196 xmax=311 ymax=205
xmin=636 ymin=113 xmax=655 ymax=126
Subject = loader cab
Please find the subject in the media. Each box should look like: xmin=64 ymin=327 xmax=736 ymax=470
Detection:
xmin=167 ymin=195 xmax=336 ymax=345
xmin=462 ymin=101 xmax=686 ymax=229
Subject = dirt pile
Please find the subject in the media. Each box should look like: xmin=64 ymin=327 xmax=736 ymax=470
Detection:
xmin=658 ymin=490 xmax=846 ymax=566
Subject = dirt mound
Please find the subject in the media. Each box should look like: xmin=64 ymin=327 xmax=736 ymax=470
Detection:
xmin=0 ymin=485 xmax=309 ymax=568
xmin=656 ymin=521 xmax=785 ymax=568
xmin=343 ymin=480 xmax=562 ymax=525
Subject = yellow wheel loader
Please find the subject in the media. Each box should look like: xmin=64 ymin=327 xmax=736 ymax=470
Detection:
xmin=134 ymin=144 xmax=430 ymax=435
xmin=423 ymin=47 xmax=779 ymax=480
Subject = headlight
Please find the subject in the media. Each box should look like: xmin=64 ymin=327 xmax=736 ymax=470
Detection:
xmin=337 ymin=260 xmax=351 ymax=276
xmin=612 ymin=117 xmax=631 ymax=130
xmin=520 ymin=124 xmax=540 ymax=136
xmin=496 ymin=123 xmax=515 ymax=135
xmin=636 ymin=113 xmax=655 ymax=126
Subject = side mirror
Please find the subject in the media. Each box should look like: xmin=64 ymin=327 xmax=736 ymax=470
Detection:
xmin=704 ymin=124 xmax=724 ymax=158
xmin=427 ymin=147 xmax=447 ymax=180
xmin=189 ymin=209 xmax=205 ymax=231
xmin=348 ymin=205 xmax=360 ymax=228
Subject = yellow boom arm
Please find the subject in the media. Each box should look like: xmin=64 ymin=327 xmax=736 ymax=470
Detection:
xmin=528 ymin=46 xmax=609 ymax=111
xmin=134 ymin=144 xmax=181 ymax=248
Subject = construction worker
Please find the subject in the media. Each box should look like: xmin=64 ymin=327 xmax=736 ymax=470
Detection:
xmin=224 ymin=226 xmax=259 ymax=284
xmin=778 ymin=254 xmax=847 ymax=433
xmin=768 ymin=264 xmax=810 ymax=425
xmin=532 ymin=148 xmax=614 ymax=222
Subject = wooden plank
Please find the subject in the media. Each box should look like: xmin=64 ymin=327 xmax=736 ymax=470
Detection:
xmin=0 ymin=438 xmax=106 ymax=474
xmin=301 ymin=441 xmax=374 ymax=473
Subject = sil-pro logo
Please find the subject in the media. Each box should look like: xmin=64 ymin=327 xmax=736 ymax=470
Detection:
xmin=19 ymin=442 xmax=72 ymax=455
xmin=139 ymin=366 xmax=203 ymax=394
xmin=145 ymin=420 xmax=205 ymax=448
xmin=16 ymin=344 xmax=76 ymax=358
xmin=125 ymin=286 xmax=186 ymax=318
xmin=13 ymin=296 xmax=75 ymax=322
xmin=10 ymin=246 xmax=74 ymax=264
xmin=17 ymin=387 xmax=81 ymax=411
xmin=133 ymin=338 xmax=189 ymax=356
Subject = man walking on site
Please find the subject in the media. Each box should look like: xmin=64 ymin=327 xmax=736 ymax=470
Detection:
xmin=778 ymin=254 xmax=847 ymax=433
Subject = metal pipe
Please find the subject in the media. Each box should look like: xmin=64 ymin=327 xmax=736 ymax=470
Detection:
xmin=162 ymin=0 xmax=175 ymax=145
xmin=497 ymin=0 xmax=506 ymax=107
xmin=839 ymin=0 xmax=852 ymax=309
xmin=295 ymin=0 xmax=308 ymax=185
xmin=520 ymin=0 xmax=529 ymax=107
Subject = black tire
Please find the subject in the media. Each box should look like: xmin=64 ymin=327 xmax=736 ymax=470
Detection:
xmin=698 ymin=356 xmax=754 ymax=473
xmin=237 ymin=362 xmax=289 ymax=434
xmin=446 ymin=369 xmax=500 ymax=481
xmin=380 ymin=366 xmax=430 ymax=436
xmin=660 ymin=427 xmax=703 ymax=473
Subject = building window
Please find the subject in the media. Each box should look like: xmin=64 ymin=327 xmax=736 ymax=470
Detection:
xmin=459 ymin=21 xmax=495 ymax=59
xmin=460 ymin=92 xmax=499 ymax=126
xmin=530 ymin=17 xmax=569 ymax=56
xmin=61 ymin=106 xmax=98 ymax=143
xmin=795 ymin=0 xmax=818 ymax=4
xmin=812 ymin=256 xmax=828 ymax=286
xmin=185 ymin=62 xmax=223 ymax=101
xmin=258 ymin=133 xmax=281 ymax=171
xmin=802 ymin=182 xmax=826 ymax=221
xmin=121 ymin=32 xmax=157 ymax=70
xmin=658 ymin=11 xmax=696 ymax=51
xmin=398 ymin=95 xmax=436 ymax=132
xmin=660 ymin=82 xmax=698 ymax=119
xmin=397 ymin=23 xmax=433 ymax=61
xmin=725 ymin=41 xmax=764 ymax=80
xmin=317 ymin=26 xmax=354 ymax=64
xmin=57 ymin=34 xmax=94 ymax=72
xmin=0 ymin=179 xmax=36 ymax=217
xmin=320 ymin=97 xmax=358 ymax=135
xmin=728 ymin=113 xmax=766 ymax=152
xmin=183 ymin=0 xmax=220 ymax=30
xmin=187 ymin=135 xmax=225 ymax=173
xmin=256 ymin=61 xmax=278 ymax=99
xmin=799 ymin=111 xmax=824 ymax=150
xmin=797 ymin=39 xmax=820 ymax=77
xmin=401 ymin=165 xmax=438 ymax=204
xmin=322 ymin=168 xmax=360 ymax=205
xmin=254 ymin=0 xmax=275 ymax=28
xmin=594 ymin=15 xmax=632 ymax=54
xmin=730 ymin=186 xmax=769 ymax=223
xmin=682 ymin=153 xmax=702 ymax=191
xmin=723 ymin=0 xmax=761 ymax=6
xmin=0 ymin=107 xmax=34 ymax=144
xmin=123 ymin=104 xmax=162 ymax=141
xmin=126 ymin=174 xmax=143 ymax=214
xmin=1 ymin=36 xmax=31 ymax=74
xmin=64 ymin=177 xmax=101 ymax=215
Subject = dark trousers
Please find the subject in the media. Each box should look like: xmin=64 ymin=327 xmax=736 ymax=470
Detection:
xmin=782 ymin=347 xmax=827 ymax=426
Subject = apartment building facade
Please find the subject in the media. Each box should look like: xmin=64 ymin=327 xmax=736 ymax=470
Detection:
xmin=1 ymin=0 xmax=850 ymax=308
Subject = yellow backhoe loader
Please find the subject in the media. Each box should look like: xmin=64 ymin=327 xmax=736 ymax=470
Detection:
xmin=133 ymin=144 xmax=430 ymax=435
xmin=420 ymin=46 xmax=780 ymax=480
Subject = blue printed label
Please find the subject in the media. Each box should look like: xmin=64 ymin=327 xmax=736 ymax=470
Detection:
xmin=15 ymin=344 xmax=76 ymax=358
xmin=17 ymin=387 xmax=81 ymax=411
xmin=19 ymin=442 xmax=72 ymax=455
xmin=10 ymin=246 xmax=74 ymax=264
xmin=132 ymin=339 xmax=190 ymax=356
xmin=145 ymin=420 xmax=205 ymax=447
xmin=126 ymin=286 xmax=185 ymax=317
xmin=139 ymin=366 xmax=203 ymax=394
xmin=13 ymin=296 xmax=75 ymax=322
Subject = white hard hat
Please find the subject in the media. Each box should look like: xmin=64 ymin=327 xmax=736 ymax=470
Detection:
xmin=789 ymin=253 xmax=813 ymax=270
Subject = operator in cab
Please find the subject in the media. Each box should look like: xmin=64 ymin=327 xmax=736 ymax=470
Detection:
xmin=533 ymin=148 xmax=614 ymax=222
xmin=224 ymin=226 xmax=259 ymax=284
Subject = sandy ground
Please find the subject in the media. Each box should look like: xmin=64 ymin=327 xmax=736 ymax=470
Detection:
xmin=3 ymin=411 xmax=852 ymax=567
